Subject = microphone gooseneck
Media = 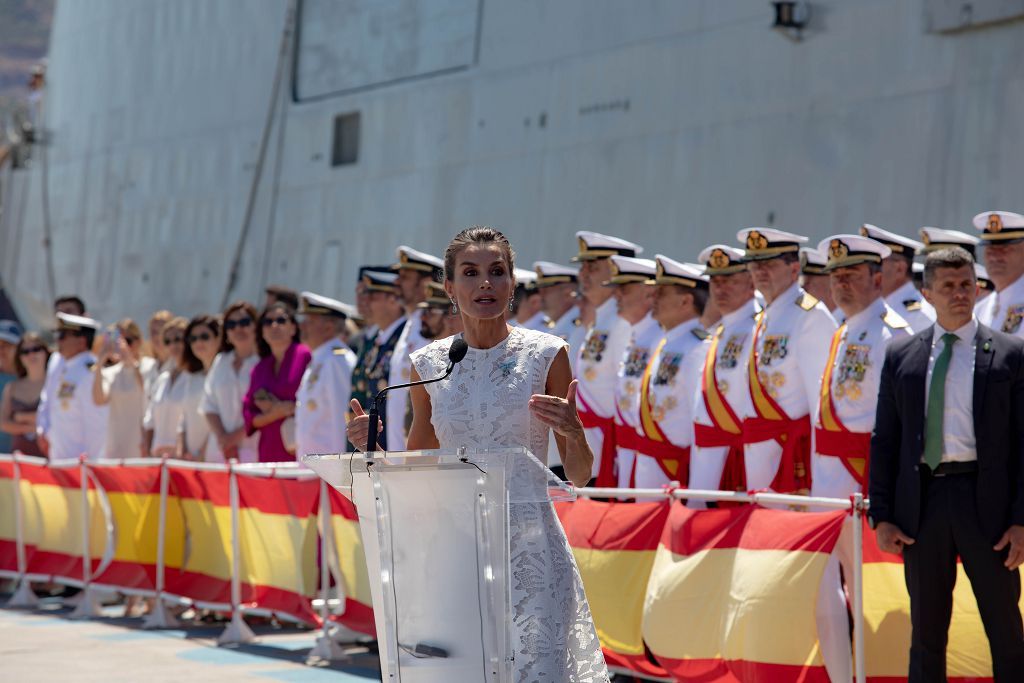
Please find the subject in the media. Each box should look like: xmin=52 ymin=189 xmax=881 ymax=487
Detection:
xmin=365 ymin=337 xmax=469 ymax=452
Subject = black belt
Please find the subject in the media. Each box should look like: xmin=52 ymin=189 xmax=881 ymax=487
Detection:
xmin=925 ymin=461 xmax=978 ymax=477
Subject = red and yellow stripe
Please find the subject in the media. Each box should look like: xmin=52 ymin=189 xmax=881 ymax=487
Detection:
xmin=88 ymin=464 xmax=162 ymax=591
xmin=164 ymin=468 xmax=232 ymax=606
xmin=0 ymin=460 xmax=17 ymax=575
xmin=327 ymin=487 xmax=375 ymax=635
xmin=557 ymin=499 xmax=671 ymax=678
xmin=236 ymin=473 xmax=320 ymax=624
xmin=19 ymin=462 xmax=106 ymax=581
xmin=861 ymin=518 xmax=1021 ymax=681
xmin=643 ymin=503 xmax=845 ymax=681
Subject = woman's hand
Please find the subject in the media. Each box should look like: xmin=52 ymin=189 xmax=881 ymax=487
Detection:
xmin=528 ymin=379 xmax=584 ymax=438
xmin=348 ymin=399 xmax=383 ymax=452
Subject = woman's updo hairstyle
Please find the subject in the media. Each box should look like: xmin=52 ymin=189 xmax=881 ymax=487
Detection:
xmin=443 ymin=226 xmax=516 ymax=282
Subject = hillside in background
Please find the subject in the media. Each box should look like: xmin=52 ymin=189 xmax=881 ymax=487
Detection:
xmin=0 ymin=0 xmax=53 ymax=120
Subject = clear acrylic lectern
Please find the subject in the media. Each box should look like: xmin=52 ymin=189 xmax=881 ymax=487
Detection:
xmin=304 ymin=447 xmax=574 ymax=683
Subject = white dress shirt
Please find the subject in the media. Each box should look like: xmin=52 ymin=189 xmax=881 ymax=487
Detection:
xmin=924 ymin=317 xmax=977 ymax=463
xmin=144 ymin=369 xmax=187 ymax=453
xmin=201 ymin=351 xmax=260 ymax=463
xmin=386 ymin=310 xmax=428 ymax=450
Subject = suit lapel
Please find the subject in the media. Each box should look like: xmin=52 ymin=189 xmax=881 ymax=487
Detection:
xmin=973 ymin=325 xmax=994 ymax=434
xmin=905 ymin=328 xmax=933 ymax=436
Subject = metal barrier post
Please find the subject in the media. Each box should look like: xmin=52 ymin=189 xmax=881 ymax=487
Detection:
xmin=5 ymin=455 xmax=38 ymax=607
xmin=70 ymin=457 xmax=102 ymax=618
xmin=143 ymin=458 xmax=180 ymax=629
xmin=852 ymin=493 xmax=866 ymax=683
xmin=310 ymin=479 xmax=349 ymax=660
xmin=217 ymin=460 xmax=256 ymax=645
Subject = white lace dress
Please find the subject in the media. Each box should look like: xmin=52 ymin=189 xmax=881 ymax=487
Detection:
xmin=411 ymin=326 xmax=610 ymax=683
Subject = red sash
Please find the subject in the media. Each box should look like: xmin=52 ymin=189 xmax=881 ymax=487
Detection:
xmin=577 ymin=391 xmax=617 ymax=487
xmin=743 ymin=314 xmax=811 ymax=493
xmin=634 ymin=434 xmax=690 ymax=484
xmin=695 ymin=325 xmax=746 ymax=493
xmin=815 ymin=324 xmax=871 ymax=486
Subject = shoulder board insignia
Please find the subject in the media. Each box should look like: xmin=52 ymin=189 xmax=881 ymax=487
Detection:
xmin=903 ymin=299 xmax=922 ymax=312
xmin=692 ymin=327 xmax=710 ymax=341
xmin=882 ymin=310 xmax=909 ymax=329
xmin=796 ymin=293 xmax=820 ymax=311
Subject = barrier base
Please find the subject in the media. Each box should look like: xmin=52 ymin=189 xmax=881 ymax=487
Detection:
xmin=69 ymin=587 xmax=104 ymax=620
xmin=217 ymin=611 xmax=256 ymax=645
xmin=310 ymin=629 xmax=352 ymax=661
xmin=5 ymin=578 xmax=39 ymax=608
xmin=142 ymin=598 xmax=182 ymax=630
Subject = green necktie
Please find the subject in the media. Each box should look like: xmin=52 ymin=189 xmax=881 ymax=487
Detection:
xmin=924 ymin=332 xmax=958 ymax=471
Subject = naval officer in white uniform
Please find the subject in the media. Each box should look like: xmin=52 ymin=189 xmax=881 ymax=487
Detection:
xmin=973 ymin=211 xmax=1024 ymax=337
xmin=295 ymin=292 xmax=358 ymax=460
xmin=40 ymin=313 xmax=109 ymax=461
xmin=859 ymin=223 xmax=935 ymax=333
xmin=386 ymin=246 xmax=444 ymax=450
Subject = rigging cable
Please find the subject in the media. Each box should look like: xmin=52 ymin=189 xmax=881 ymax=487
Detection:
xmin=220 ymin=0 xmax=296 ymax=310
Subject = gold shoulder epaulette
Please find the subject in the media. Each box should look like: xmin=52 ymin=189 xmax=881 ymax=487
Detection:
xmin=903 ymin=299 xmax=922 ymax=312
xmin=796 ymin=293 xmax=820 ymax=311
xmin=692 ymin=327 xmax=710 ymax=341
xmin=882 ymin=310 xmax=909 ymax=329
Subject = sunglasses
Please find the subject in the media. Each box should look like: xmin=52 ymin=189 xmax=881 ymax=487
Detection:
xmin=19 ymin=346 xmax=46 ymax=356
xmin=261 ymin=316 xmax=292 ymax=327
xmin=188 ymin=332 xmax=213 ymax=344
xmin=224 ymin=317 xmax=253 ymax=331
xmin=163 ymin=335 xmax=184 ymax=345
xmin=55 ymin=329 xmax=84 ymax=340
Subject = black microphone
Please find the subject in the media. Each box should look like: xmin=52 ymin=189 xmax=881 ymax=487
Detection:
xmin=365 ymin=338 xmax=469 ymax=452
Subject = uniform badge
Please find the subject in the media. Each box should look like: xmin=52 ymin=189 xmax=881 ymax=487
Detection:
xmin=307 ymin=364 xmax=321 ymax=388
xmin=759 ymin=335 xmax=789 ymax=366
xmin=622 ymin=346 xmax=650 ymax=378
xmin=581 ymin=332 xmax=608 ymax=363
xmin=58 ymin=381 xmax=75 ymax=399
xmin=651 ymin=395 xmax=678 ymax=422
xmin=720 ymin=334 xmax=746 ymax=369
xmin=1003 ymin=305 xmax=1024 ymax=334
xmin=653 ymin=353 xmax=683 ymax=386
xmin=758 ymin=371 xmax=786 ymax=399
xmin=835 ymin=344 xmax=871 ymax=399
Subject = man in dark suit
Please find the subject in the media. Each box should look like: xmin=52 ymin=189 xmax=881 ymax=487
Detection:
xmin=870 ymin=246 xmax=1024 ymax=681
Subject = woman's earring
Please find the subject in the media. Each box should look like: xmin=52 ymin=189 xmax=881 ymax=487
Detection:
xmin=450 ymin=299 xmax=458 ymax=314
xmin=509 ymin=298 xmax=514 ymax=312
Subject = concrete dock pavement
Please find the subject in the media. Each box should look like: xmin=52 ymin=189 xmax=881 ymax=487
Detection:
xmin=0 ymin=595 xmax=381 ymax=682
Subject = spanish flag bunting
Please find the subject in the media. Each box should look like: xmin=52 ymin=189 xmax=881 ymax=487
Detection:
xmin=18 ymin=462 xmax=106 ymax=582
xmin=163 ymin=467 xmax=232 ymax=607
xmin=643 ymin=503 xmax=845 ymax=682
xmin=236 ymin=473 xmax=320 ymax=624
xmin=88 ymin=463 xmax=162 ymax=592
xmin=0 ymin=459 xmax=17 ymax=575
xmin=556 ymin=498 xmax=671 ymax=678
xmin=861 ymin=517 xmax=1021 ymax=681
xmin=326 ymin=487 xmax=375 ymax=636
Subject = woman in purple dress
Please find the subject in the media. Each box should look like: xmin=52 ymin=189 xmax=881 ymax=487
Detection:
xmin=243 ymin=302 xmax=311 ymax=462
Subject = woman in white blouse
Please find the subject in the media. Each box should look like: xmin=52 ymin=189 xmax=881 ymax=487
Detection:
xmin=143 ymin=317 xmax=189 ymax=457
xmin=176 ymin=315 xmax=220 ymax=460
xmin=202 ymin=302 xmax=260 ymax=463
xmin=92 ymin=319 xmax=158 ymax=458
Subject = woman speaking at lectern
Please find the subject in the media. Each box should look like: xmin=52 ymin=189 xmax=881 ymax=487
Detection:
xmin=349 ymin=226 xmax=609 ymax=682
